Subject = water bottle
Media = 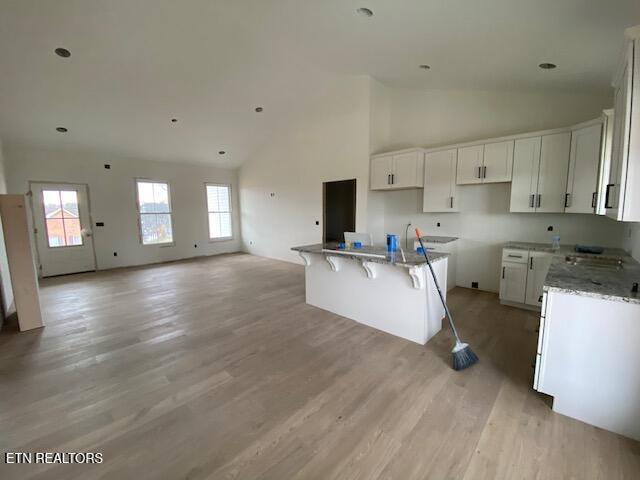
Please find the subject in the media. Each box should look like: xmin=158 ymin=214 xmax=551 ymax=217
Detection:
xmin=386 ymin=234 xmax=398 ymax=253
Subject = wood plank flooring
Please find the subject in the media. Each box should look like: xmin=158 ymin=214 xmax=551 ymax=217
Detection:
xmin=1 ymin=253 xmax=638 ymax=479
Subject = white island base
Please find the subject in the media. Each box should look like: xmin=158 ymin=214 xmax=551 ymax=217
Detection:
xmin=298 ymin=251 xmax=448 ymax=345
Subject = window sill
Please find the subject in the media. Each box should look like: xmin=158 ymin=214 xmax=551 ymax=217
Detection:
xmin=208 ymin=236 xmax=234 ymax=243
xmin=142 ymin=241 xmax=175 ymax=248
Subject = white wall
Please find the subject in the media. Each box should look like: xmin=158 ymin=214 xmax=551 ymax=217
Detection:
xmin=385 ymin=186 xmax=626 ymax=292
xmin=624 ymin=223 xmax=640 ymax=261
xmin=384 ymin=88 xmax=614 ymax=151
xmin=378 ymin=86 xmax=627 ymax=292
xmin=4 ymin=145 xmax=241 ymax=271
xmin=239 ymin=75 xmax=372 ymax=263
xmin=0 ymin=139 xmax=15 ymax=322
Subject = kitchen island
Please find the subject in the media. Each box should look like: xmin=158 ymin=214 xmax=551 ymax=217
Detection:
xmin=291 ymin=243 xmax=448 ymax=345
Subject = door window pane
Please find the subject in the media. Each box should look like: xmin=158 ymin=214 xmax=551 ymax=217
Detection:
xmin=43 ymin=190 xmax=83 ymax=248
xmin=206 ymin=185 xmax=232 ymax=239
xmin=136 ymin=180 xmax=173 ymax=245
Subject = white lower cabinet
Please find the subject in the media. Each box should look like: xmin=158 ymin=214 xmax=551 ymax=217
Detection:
xmin=499 ymin=258 xmax=528 ymax=304
xmin=500 ymin=248 xmax=552 ymax=309
xmin=525 ymin=252 xmax=553 ymax=307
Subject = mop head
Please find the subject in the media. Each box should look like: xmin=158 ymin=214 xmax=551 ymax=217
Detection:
xmin=452 ymin=341 xmax=478 ymax=371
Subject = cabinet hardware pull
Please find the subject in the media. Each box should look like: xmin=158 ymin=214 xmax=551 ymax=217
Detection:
xmin=387 ymin=174 xmax=391 ymax=185
xmin=536 ymin=194 xmax=541 ymax=208
xmin=604 ymin=184 xmax=614 ymax=209
xmin=564 ymin=193 xmax=570 ymax=208
xmin=483 ymin=165 xmax=487 ymax=178
xmin=529 ymin=194 xmax=535 ymax=208
xmin=450 ymin=196 xmax=454 ymax=208
xmin=507 ymin=254 xmax=522 ymax=258
xmin=391 ymin=174 xmax=395 ymax=184
xmin=530 ymin=257 xmax=533 ymax=270
xmin=476 ymin=166 xmax=481 ymax=179
xmin=538 ymin=295 xmax=543 ymax=303
xmin=591 ymin=192 xmax=597 ymax=208
xmin=502 ymin=266 xmax=505 ymax=279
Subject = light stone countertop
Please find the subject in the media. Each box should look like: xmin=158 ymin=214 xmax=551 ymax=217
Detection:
xmin=419 ymin=235 xmax=458 ymax=244
xmin=291 ymin=243 xmax=448 ymax=269
xmin=504 ymin=241 xmax=640 ymax=304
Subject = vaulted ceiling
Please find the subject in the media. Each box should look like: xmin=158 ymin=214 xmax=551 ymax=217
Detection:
xmin=1 ymin=0 xmax=638 ymax=166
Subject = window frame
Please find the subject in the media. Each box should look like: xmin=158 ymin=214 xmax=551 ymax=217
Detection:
xmin=42 ymin=189 xmax=85 ymax=249
xmin=134 ymin=178 xmax=175 ymax=247
xmin=205 ymin=183 xmax=234 ymax=242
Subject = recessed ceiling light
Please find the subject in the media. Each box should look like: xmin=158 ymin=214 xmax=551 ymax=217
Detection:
xmin=218 ymin=151 xmax=226 ymax=155
xmin=171 ymin=118 xmax=178 ymax=123
xmin=255 ymin=107 xmax=263 ymax=113
xmin=56 ymin=127 xmax=68 ymax=133
xmin=356 ymin=7 xmax=374 ymax=17
xmin=419 ymin=64 xmax=431 ymax=70
xmin=54 ymin=48 xmax=71 ymax=58
xmin=539 ymin=63 xmax=557 ymax=70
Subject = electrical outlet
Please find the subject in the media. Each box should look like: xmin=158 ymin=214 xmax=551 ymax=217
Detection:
xmin=471 ymin=281 xmax=479 ymax=289
xmin=437 ymin=222 xmax=441 ymax=227
xmin=194 ymin=244 xmax=197 ymax=248
xmin=113 ymin=252 xmax=118 ymax=257
xmin=547 ymin=226 xmax=554 ymax=231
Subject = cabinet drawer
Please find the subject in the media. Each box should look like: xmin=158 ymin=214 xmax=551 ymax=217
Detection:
xmin=502 ymin=249 xmax=529 ymax=264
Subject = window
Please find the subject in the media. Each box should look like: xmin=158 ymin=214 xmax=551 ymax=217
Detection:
xmin=136 ymin=180 xmax=173 ymax=245
xmin=206 ymin=184 xmax=232 ymax=240
xmin=42 ymin=190 xmax=83 ymax=248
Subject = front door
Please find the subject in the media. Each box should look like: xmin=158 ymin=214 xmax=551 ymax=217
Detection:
xmin=31 ymin=182 xmax=96 ymax=277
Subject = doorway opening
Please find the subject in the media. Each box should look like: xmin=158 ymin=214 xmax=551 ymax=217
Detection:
xmin=323 ymin=179 xmax=356 ymax=243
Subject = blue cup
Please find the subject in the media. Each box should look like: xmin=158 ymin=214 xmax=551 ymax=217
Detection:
xmin=353 ymin=241 xmax=362 ymax=249
xmin=416 ymin=246 xmax=424 ymax=254
xmin=386 ymin=234 xmax=397 ymax=253
xmin=337 ymin=242 xmax=345 ymax=249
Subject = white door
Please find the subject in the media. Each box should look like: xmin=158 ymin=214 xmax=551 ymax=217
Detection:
xmin=423 ymin=149 xmax=458 ymax=212
xmin=456 ymin=145 xmax=484 ymax=184
xmin=510 ymin=137 xmax=541 ymax=212
xmin=525 ymin=252 xmax=553 ymax=307
xmin=566 ymin=124 xmax=602 ymax=214
xmin=499 ymin=262 xmax=527 ymax=303
xmin=482 ymin=140 xmax=514 ymax=183
xmin=370 ymin=156 xmax=393 ymax=190
xmin=537 ymin=133 xmax=571 ymax=213
xmin=31 ymin=183 xmax=96 ymax=277
xmin=392 ymin=151 xmax=422 ymax=188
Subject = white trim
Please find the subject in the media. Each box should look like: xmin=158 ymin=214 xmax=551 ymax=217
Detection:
xmin=205 ymin=182 xmax=234 ymax=241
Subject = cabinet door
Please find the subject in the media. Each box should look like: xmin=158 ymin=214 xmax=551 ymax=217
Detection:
xmin=456 ymin=145 xmax=484 ymax=184
xmin=370 ymin=156 xmax=393 ymax=190
xmin=483 ymin=140 xmax=514 ymax=183
xmin=499 ymin=262 xmax=527 ymax=304
xmin=537 ymin=133 xmax=571 ymax=213
xmin=392 ymin=151 xmax=422 ymax=188
xmin=566 ymin=124 xmax=602 ymax=214
xmin=510 ymin=137 xmax=541 ymax=212
xmin=607 ymin=44 xmax=633 ymax=220
xmin=525 ymin=252 xmax=553 ymax=307
xmin=423 ymin=149 xmax=458 ymax=212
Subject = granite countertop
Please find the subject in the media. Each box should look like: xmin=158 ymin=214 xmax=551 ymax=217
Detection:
xmin=504 ymin=241 xmax=640 ymax=304
xmin=504 ymin=241 xmax=628 ymax=259
xmin=419 ymin=235 xmax=458 ymax=244
xmin=544 ymin=253 xmax=640 ymax=304
xmin=291 ymin=243 xmax=448 ymax=268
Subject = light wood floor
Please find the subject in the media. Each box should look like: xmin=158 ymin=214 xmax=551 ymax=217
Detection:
xmin=1 ymin=253 xmax=638 ymax=479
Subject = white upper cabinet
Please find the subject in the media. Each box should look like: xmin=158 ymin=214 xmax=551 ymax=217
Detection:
xmin=483 ymin=140 xmax=514 ymax=183
xmin=456 ymin=145 xmax=484 ymax=184
xmin=370 ymin=149 xmax=424 ymax=190
xmin=510 ymin=137 xmax=542 ymax=212
xmin=566 ymin=123 xmax=602 ymax=214
xmin=607 ymin=28 xmax=640 ymax=222
xmin=423 ymin=149 xmax=459 ymax=212
xmin=370 ymin=156 xmax=394 ymax=190
xmin=392 ymin=151 xmax=424 ymax=189
xmin=537 ymin=132 xmax=571 ymax=213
